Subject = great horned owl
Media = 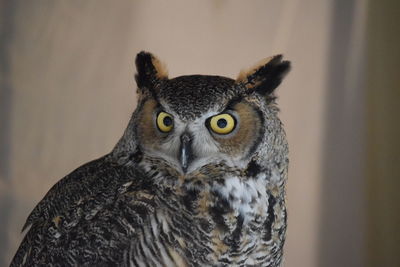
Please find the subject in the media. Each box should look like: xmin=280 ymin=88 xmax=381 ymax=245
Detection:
xmin=11 ymin=52 xmax=290 ymax=266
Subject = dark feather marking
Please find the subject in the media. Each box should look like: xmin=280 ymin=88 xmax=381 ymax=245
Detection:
xmin=218 ymin=257 xmax=232 ymax=264
xmin=135 ymin=51 xmax=162 ymax=94
xmin=129 ymin=148 xmax=143 ymax=164
xmin=246 ymin=160 xmax=261 ymax=177
xmin=182 ymin=188 xmax=199 ymax=212
xmin=209 ymin=192 xmax=231 ymax=231
xmin=264 ymin=194 xmax=277 ymax=241
xmin=229 ymin=215 xmax=244 ymax=252
xmin=247 ymin=106 xmax=265 ymax=158
xmin=243 ymin=55 xmax=291 ymax=97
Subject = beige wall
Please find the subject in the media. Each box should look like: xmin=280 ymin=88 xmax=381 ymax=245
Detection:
xmin=0 ymin=0 xmax=370 ymax=266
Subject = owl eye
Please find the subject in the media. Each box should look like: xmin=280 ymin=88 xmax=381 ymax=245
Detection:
xmin=209 ymin=113 xmax=236 ymax=135
xmin=156 ymin=111 xmax=174 ymax=133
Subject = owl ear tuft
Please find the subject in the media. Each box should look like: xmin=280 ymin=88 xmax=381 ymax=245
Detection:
xmin=236 ymin=55 xmax=291 ymax=96
xmin=135 ymin=51 xmax=168 ymax=93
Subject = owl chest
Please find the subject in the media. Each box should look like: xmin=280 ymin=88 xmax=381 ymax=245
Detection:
xmin=153 ymin=176 xmax=281 ymax=265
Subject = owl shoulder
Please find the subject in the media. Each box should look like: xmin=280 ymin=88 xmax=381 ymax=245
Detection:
xmin=11 ymin=155 xmax=153 ymax=266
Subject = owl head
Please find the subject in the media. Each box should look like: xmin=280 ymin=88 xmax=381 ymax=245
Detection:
xmin=113 ymin=52 xmax=290 ymax=177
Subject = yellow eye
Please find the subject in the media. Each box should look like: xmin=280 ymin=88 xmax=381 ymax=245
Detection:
xmin=156 ymin=111 xmax=174 ymax=133
xmin=209 ymin=113 xmax=236 ymax=134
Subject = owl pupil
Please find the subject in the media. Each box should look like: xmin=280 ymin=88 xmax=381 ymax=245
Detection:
xmin=163 ymin=116 xmax=172 ymax=126
xmin=217 ymin=118 xmax=227 ymax=128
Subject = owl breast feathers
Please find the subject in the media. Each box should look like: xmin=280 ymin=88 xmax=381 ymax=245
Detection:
xmin=11 ymin=52 xmax=291 ymax=267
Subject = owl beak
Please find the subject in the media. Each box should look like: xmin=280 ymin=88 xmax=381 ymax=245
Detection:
xmin=179 ymin=132 xmax=193 ymax=173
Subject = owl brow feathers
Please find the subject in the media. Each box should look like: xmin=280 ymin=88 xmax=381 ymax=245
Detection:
xmin=135 ymin=51 xmax=169 ymax=95
xmin=236 ymin=55 xmax=291 ymax=96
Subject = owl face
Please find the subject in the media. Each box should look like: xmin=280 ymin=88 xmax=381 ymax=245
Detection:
xmin=136 ymin=87 xmax=264 ymax=173
xmin=120 ymin=52 xmax=290 ymax=175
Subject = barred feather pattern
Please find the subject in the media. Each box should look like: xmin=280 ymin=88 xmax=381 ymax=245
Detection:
xmin=10 ymin=151 xmax=287 ymax=267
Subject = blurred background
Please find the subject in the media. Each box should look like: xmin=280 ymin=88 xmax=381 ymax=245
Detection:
xmin=0 ymin=0 xmax=399 ymax=266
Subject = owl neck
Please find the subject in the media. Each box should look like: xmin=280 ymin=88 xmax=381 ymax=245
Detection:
xmin=137 ymin=153 xmax=279 ymax=222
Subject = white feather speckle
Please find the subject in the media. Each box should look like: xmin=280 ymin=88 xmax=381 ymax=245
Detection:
xmin=214 ymin=175 xmax=268 ymax=223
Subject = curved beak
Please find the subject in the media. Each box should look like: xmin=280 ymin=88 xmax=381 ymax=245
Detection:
xmin=179 ymin=132 xmax=193 ymax=173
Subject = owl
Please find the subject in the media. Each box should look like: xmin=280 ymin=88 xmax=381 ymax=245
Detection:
xmin=11 ymin=51 xmax=290 ymax=266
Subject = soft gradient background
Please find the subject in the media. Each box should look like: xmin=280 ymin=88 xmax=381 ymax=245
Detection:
xmin=1 ymin=0 xmax=399 ymax=266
